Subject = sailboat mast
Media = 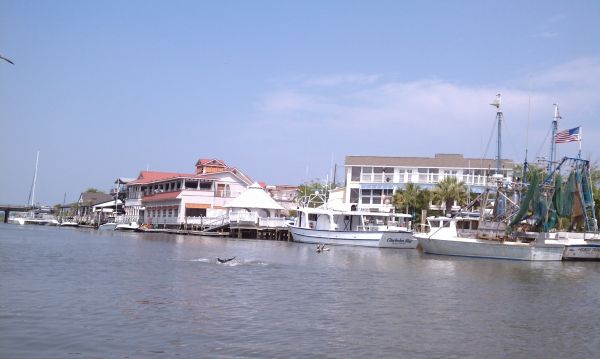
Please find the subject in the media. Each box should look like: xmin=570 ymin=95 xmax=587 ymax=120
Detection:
xmin=548 ymin=104 xmax=560 ymax=172
xmin=30 ymin=151 xmax=40 ymax=207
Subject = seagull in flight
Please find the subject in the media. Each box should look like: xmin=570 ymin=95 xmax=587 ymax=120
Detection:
xmin=0 ymin=55 xmax=14 ymax=65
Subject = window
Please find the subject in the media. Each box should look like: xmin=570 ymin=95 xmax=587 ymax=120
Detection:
xmin=398 ymin=169 xmax=405 ymax=183
xmin=361 ymin=189 xmax=393 ymax=205
xmin=429 ymin=168 xmax=439 ymax=183
xmin=351 ymin=167 xmax=361 ymax=182
xmin=373 ymin=167 xmax=384 ymax=182
xmin=418 ymin=168 xmax=427 ymax=183
xmin=168 ymin=209 xmax=173 ymax=217
xmin=361 ymin=167 xmax=373 ymax=182
xmin=350 ymin=188 xmax=359 ymax=203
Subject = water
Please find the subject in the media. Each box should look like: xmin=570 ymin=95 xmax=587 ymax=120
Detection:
xmin=1 ymin=223 xmax=599 ymax=358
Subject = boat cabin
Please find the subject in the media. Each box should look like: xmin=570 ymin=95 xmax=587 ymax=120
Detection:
xmin=295 ymin=208 xmax=412 ymax=232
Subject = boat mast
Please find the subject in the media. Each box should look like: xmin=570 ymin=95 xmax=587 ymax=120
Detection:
xmin=490 ymin=94 xmax=502 ymax=174
xmin=28 ymin=151 xmax=40 ymax=208
xmin=548 ymin=104 xmax=560 ymax=173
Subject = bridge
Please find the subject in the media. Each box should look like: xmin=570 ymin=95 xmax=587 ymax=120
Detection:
xmin=0 ymin=205 xmax=35 ymax=223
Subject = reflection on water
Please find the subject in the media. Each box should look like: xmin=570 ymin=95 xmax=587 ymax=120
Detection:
xmin=1 ymin=223 xmax=599 ymax=358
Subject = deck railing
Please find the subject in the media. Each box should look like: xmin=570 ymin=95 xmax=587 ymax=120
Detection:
xmin=258 ymin=217 xmax=288 ymax=228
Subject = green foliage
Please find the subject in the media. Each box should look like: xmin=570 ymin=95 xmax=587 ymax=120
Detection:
xmin=85 ymin=188 xmax=100 ymax=193
xmin=295 ymin=181 xmax=330 ymax=207
xmin=392 ymin=183 xmax=431 ymax=222
xmin=432 ymin=176 xmax=467 ymax=214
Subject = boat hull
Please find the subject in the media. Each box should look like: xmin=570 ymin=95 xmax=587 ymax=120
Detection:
xmin=415 ymin=235 xmax=564 ymax=261
xmin=289 ymin=226 xmax=417 ymax=248
xmin=98 ymin=223 xmax=117 ymax=231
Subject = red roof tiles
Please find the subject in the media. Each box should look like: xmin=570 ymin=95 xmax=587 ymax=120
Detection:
xmin=129 ymin=171 xmax=194 ymax=185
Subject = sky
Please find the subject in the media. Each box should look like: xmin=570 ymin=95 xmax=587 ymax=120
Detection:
xmin=1 ymin=0 xmax=599 ymax=206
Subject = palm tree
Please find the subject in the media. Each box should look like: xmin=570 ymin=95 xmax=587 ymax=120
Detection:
xmin=393 ymin=183 xmax=421 ymax=216
xmin=432 ymin=176 xmax=467 ymax=214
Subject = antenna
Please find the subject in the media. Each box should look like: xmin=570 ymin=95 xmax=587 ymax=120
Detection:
xmin=490 ymin=94 xmax=503 ymax=174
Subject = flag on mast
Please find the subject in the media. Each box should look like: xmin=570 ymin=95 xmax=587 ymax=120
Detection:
xmin=554 ymin=126 xmax=581 ymax=143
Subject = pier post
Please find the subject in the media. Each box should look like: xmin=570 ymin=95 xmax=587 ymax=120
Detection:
xmin=3 ymin=210 xmax=8 ymax=223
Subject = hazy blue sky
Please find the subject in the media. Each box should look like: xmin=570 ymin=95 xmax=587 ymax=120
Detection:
xmin=1 ymin=0 xmax=599 ymax=205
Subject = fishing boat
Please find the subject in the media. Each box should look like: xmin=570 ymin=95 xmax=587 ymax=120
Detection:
xmin=289 ymin=206 xmax=417 ymax=248
xmin=413 ymin=95 xmax=566 ymax=261
xmin=415 ymin=216 xmax=564 ymax=261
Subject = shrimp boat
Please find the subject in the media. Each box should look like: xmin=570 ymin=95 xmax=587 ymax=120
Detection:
xmin=414 ymin=95 xmax=566 ymax=261
xmin=289 ymin=206 xmax=417 ymax=248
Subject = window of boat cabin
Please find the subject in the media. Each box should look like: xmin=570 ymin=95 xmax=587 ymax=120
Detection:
xmin=308 ymin=213 xmax=318 ymax=221
xmin=351 ymin=167 xmax=361 ymax=182
xmin=429 ymin=219 xmax=451 ymax=228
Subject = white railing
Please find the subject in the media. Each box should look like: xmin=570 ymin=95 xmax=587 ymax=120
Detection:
xmin=258 ymin=217 xmax=288 ymax=228
xmin=186 ymin=214 xmax=229 ymax=227
xmin=229 ymin=212 xmax=258 ymax=224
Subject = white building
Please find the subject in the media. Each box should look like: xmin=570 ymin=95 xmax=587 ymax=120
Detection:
xmin=123 ymin=159 xmax=253 ymax=228
xmin=344 ymin=153 xmax=514 ymax=212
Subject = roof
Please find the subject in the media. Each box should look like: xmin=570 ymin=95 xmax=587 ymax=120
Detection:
xmin=195 ymin=158 xmax=227 ymax=167
xmin=129 ymin=171 xmax=194 ymax=185
xmin=79 ymin=192 xmax=113 ymax=205
xmin=92 ymin=199 xmax=124 ymax=208
xmin=345 ymin=154 xmax=514 ymax=169
xmin=224 ymin=182 xmax=285 ymax=210
xmin=142 ymin=191 xmax=182 ymax=203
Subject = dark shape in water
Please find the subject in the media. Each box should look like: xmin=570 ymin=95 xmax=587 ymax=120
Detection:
xmin=217 ymin=256 xmax=236 ymax=263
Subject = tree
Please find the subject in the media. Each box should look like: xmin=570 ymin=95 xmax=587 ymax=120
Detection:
xmin=295 ymin=181 xmax=330 ymax=207
xmin=85 ymin=188 xmax=100 ymax=193
xmin=432 ymin=176 xmax=467 ymax=214
xmin=393 ymin=183 xmax=421 ymax=216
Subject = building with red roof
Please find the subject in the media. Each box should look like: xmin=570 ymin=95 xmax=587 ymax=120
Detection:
xmin=122 ymin=159 xmax=254 ymax=227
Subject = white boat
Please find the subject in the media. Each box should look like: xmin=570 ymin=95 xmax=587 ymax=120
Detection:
xmin=115 ymin=222 xmax=140 ymax=231
xmin=414 ymin=217 xmax=564 ymax=261
xmin=547 ymin=232 xmax=600 ymax=260
xmin=289 ymin=207 xmax=417 ymax=248
xmin=59 ymin=220 xmax=79 ymax=227
xmin=98 ymin=222 xmax=117 ymax=230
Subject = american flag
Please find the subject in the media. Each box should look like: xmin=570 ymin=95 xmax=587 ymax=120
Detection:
xmin=555 ymin=126 xmax=581 ymax=143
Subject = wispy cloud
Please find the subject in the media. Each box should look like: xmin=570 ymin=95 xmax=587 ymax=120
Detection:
xmin=245 ymin=58 xmax=600 ymax=182
xmin=261 ymin=57 xmax=599 ymax=125
xmin=302 ymin=74 xmax=381 ymax=87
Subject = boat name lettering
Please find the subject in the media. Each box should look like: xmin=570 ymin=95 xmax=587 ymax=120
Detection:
xmin=386 ymin=238 xmax=413 ymax=243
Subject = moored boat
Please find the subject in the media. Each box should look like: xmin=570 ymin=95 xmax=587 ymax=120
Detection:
xmin=289 ymin=207 xmax=417 ymax=248
xmin=414 ymin=217 xmax=564 ymax=261
xmin=115 ymin=222 xmax=140 ymax=231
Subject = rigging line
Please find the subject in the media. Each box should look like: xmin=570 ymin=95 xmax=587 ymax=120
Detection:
xmin=481 ymin=112 xmax=497 ymax=167
xmin=534 ymin=124 xmax=552 ymax=162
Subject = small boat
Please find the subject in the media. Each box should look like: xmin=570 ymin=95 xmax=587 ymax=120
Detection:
xmin=98 ymin=222 xmax=117 ymax=231
xmin=115 ymin=222 xmax=140 ymax=231
xmin=59 ymin=220 xmax=79 ymax=227
xmin=289 ymin=207 xmax=417 ymax=249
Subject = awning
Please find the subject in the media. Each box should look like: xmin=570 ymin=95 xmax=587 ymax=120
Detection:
xmin=360 ymin=183 xmax=399 ymax=190
xmin=185 ymin=203 xmax=211 ymax=209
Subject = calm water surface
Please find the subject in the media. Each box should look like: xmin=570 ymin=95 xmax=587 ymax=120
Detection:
xmin=1 ymin=223 xmax=599 ymax=358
